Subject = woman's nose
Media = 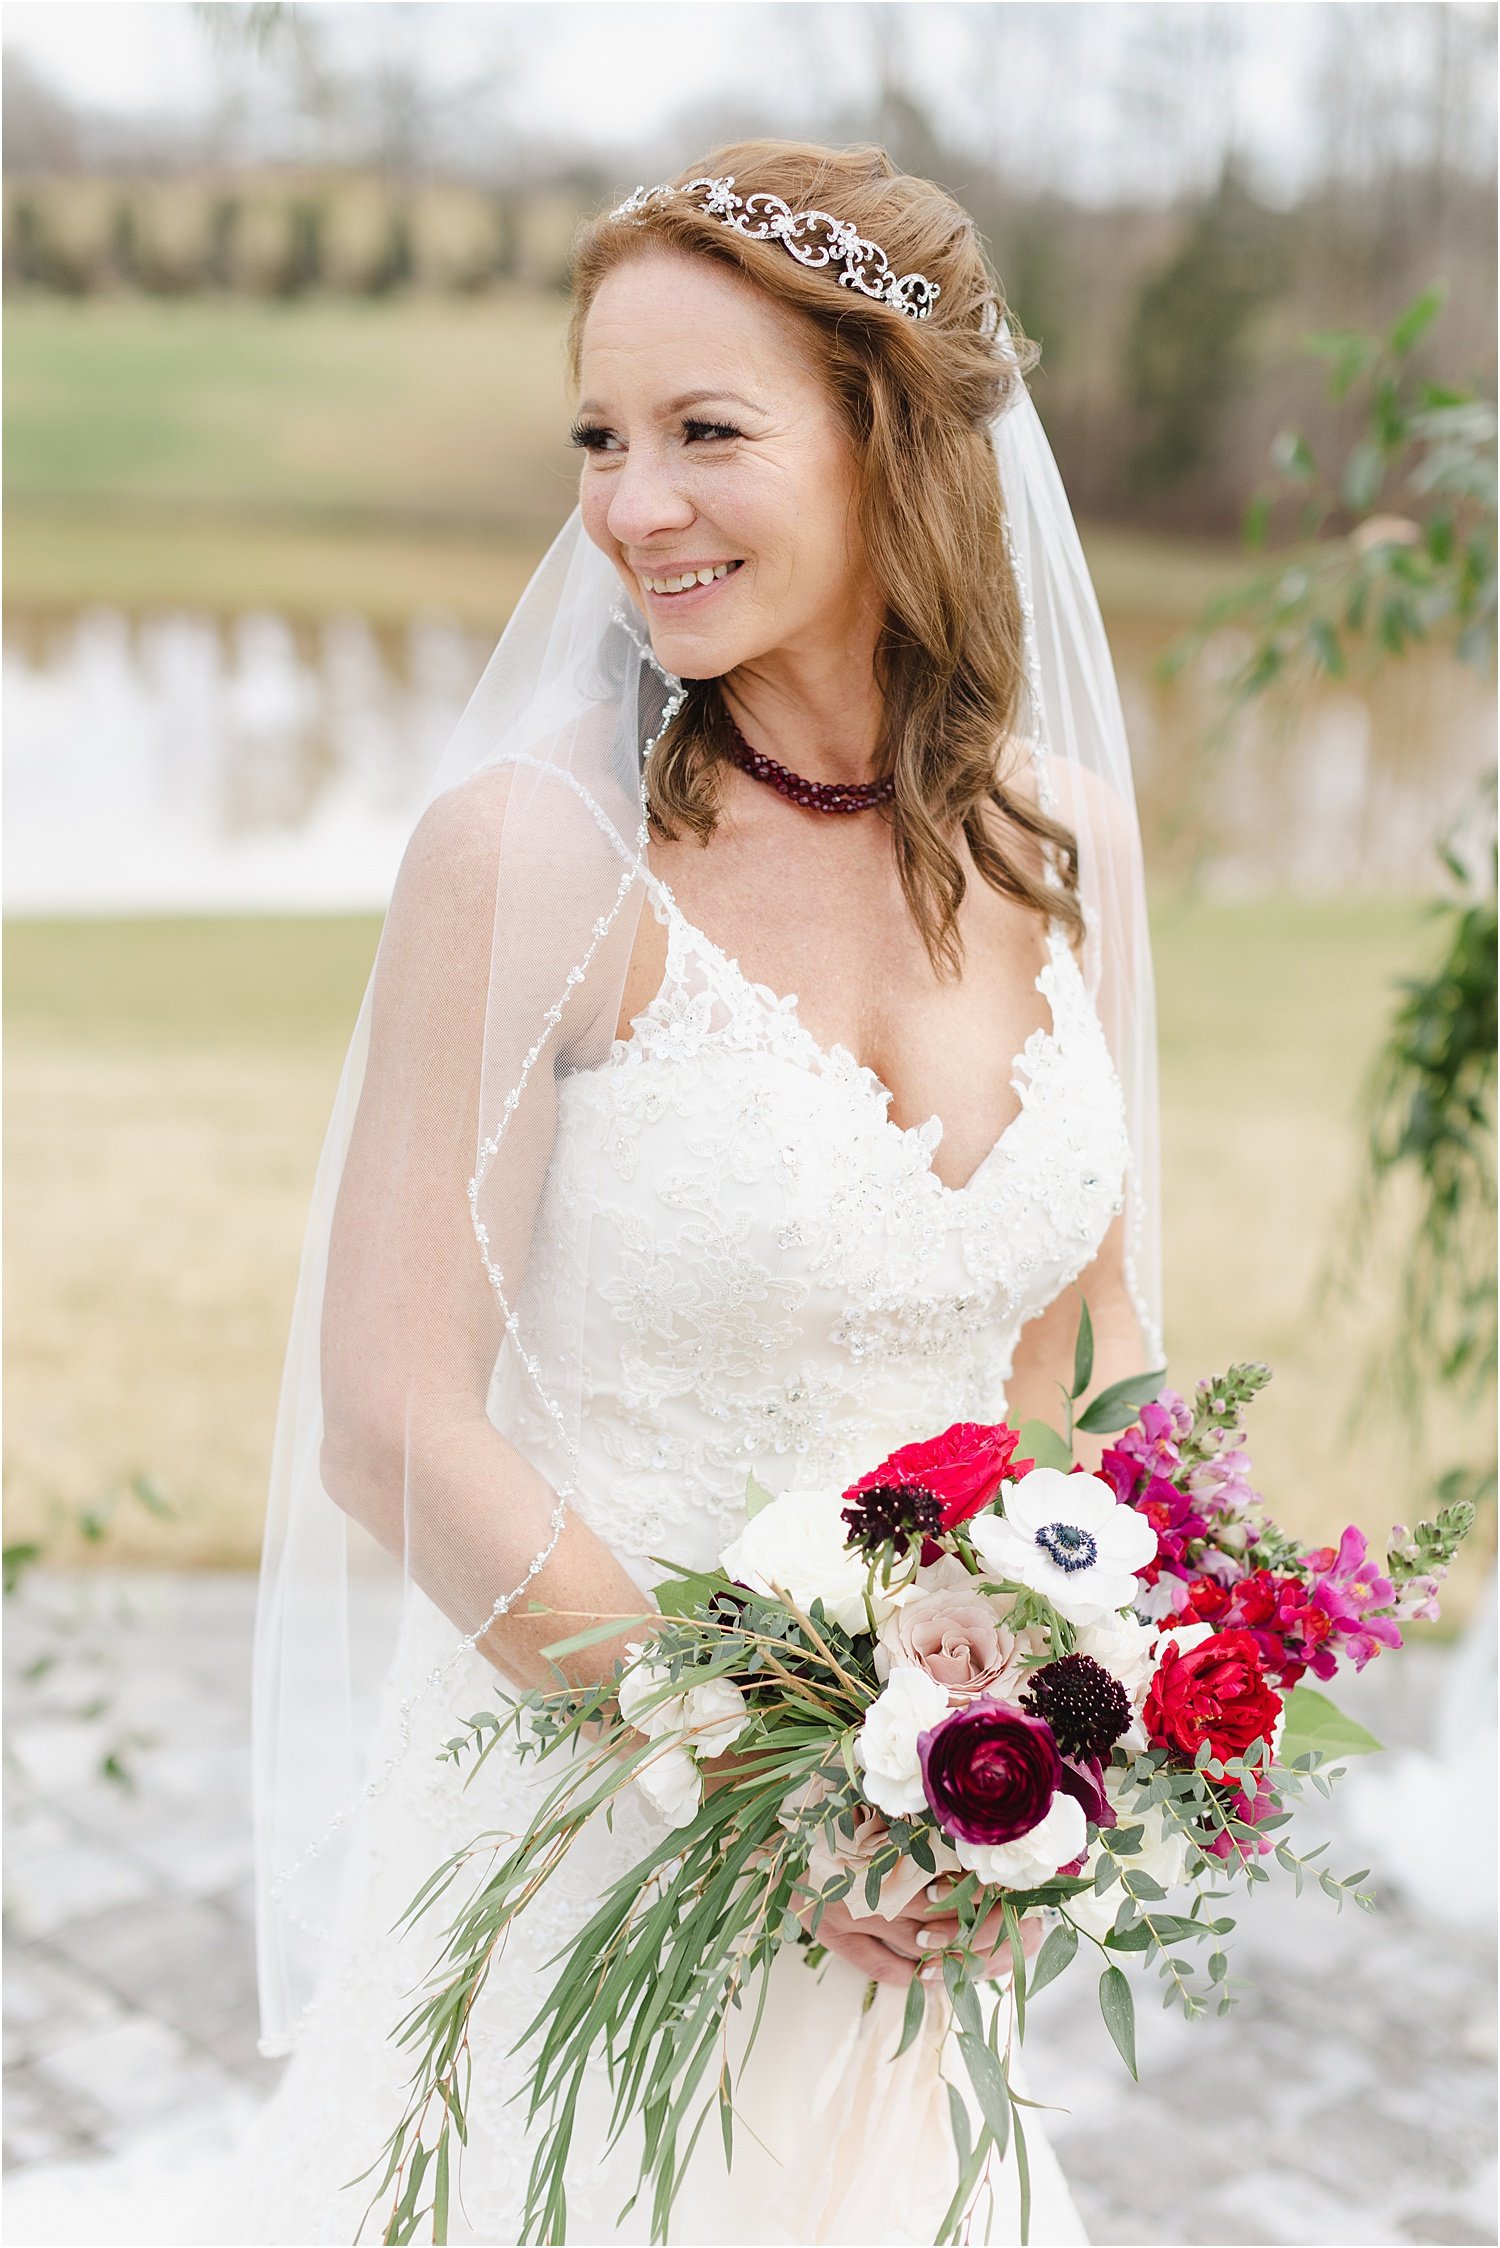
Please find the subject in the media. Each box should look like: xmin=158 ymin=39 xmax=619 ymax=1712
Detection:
xmin=605 ymin=447 xmax=696 ymax=547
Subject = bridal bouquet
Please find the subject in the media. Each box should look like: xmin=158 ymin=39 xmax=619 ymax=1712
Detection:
xmin=372 ymin=1323 xmax=1473 ymax=2246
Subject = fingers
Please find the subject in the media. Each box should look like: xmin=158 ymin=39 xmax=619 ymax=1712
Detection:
xmin=820 ymin=1926 xmax=915 ymax=1986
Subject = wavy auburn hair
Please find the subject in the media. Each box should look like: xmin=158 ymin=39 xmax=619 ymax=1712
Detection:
xmin=566 ymin=139 xmax=1082 ymax=971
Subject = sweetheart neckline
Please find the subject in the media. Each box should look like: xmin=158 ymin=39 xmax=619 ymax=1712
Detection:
xmin=622 ymin=874 xmax=1074 ymax=1199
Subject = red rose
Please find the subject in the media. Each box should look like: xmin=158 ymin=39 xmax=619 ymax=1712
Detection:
xmin=1142 ymin=1628 xmax=1283 ymax=1769
xmin=843 ymin=1422 xmax=1030 ymax=1533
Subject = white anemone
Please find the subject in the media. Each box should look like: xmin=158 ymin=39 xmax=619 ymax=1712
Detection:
xmin=970 ymin=1468 xmax=1158 ymax=1625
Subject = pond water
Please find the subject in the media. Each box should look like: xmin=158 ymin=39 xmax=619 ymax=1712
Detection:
xmin=4 ymin=604 xmax=1493 ymax=914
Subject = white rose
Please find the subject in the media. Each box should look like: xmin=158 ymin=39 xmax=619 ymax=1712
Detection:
xmin=617 ymin=1646 xmax=681 ymax=1739
xmin=633 ymin=1741 xmax=703 ymax=1829
xmin=721 ymin=1487 xmax=895 ymax=1635
xmin=679 ymin=1675 xmax=750 ymax=1758
xmin=952 ymin=1791 xmax=1087 ymax=1888
xmin=1073 ymin=1611 xmax=1159 ymax=1701
xmin=618 ymin=1647 xmax=748 ymax=1779
xmin=854 ymin=1668 xmax=950 ymax=1818
xmin=1074 ymin=1610 xmax=1164 ymax=1752
xmin=970 ymin=1469 xmax=1158 ymax=1626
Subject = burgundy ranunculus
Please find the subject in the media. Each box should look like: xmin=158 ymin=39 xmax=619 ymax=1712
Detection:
xmin=843 ymin=1422 xmax=1032 ymax=1535
xmin=916 ymin=1697 xmax=1060 ymax=1846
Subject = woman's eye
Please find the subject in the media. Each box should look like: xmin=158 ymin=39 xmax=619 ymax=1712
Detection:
xmin=568 ymin=418 xmax=742 ymax=454
xmin=571 ymin=422 xmax=625 ymax=454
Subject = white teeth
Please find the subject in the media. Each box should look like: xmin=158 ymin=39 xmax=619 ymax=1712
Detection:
xmin=641 ymin=561 xmax=740 ymax=594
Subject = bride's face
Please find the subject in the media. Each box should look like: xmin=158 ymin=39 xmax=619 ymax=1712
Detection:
xmin=574 ymin=250 xmax=880 ymax=680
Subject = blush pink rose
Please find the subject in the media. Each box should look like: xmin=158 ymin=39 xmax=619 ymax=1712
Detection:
xmin=879 ymin=1582 xmax=1026 ymax=1701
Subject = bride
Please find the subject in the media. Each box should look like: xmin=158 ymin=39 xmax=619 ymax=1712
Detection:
xmin=220 ymin=139 xmax=1159 ymax=2246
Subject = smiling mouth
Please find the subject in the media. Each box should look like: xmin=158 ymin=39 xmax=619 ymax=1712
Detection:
xmin=637 ymin=559 xmax=744 ymax=599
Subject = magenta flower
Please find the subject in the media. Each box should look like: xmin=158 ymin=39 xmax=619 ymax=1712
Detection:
xmin=1308 ymin=1526 xmax=1403 ymax=1671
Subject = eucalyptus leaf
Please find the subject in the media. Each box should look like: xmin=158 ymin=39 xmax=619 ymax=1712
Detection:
xmin=1026 ymin=1920 xmax=1077 ymax=1996
xmin=894 ymin=1972 xmax=927 ymax=2061
xmin=1098 ymin=1965 xmax=1138 ymax=2079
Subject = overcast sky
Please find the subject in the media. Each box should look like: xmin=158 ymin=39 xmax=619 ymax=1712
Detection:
xmin=4 ymin=2 xmax=1492 ymax=206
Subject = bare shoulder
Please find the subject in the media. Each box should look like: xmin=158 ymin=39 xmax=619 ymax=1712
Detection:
xmin=994 ymin=736 xmax=1144 ymax=874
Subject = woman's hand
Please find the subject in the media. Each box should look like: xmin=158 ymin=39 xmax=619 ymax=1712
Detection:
xmin=800 ymin=1889 xmax=1046 ymax=1988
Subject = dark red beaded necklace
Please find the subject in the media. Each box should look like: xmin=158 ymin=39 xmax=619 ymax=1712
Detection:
xmin=721 ymin=709 xmax=894 ymax=815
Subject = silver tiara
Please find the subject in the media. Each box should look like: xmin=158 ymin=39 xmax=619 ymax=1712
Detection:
xmin=608 ymin=175 xmax=940 ymax=321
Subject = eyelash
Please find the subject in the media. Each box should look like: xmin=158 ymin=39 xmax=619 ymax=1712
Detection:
xmin=568 ymin=418 xmax=743 ymax=453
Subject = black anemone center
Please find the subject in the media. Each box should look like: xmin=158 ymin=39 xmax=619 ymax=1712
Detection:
xmin=1036 ymin=1520 xmax=1098 ymax=1573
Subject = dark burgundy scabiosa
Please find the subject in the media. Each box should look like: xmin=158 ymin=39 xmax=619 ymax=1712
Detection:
xmin=841 ymin=1482 xmax=943 ymax=1559
xmin=916 ymin=1698 xmax=1061 ymax=1846
xmin=1021 ymin=1654 xmax=1132 ymax=1762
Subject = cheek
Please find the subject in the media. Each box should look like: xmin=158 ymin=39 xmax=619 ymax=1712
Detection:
xmin=578 ymin=476 xmax=614 ymax=553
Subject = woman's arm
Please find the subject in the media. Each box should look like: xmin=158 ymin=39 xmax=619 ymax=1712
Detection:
xmin=318 ymin=767 xmax=655 ymax=1694
xmin=1003 ymin=1210 xmax=1149 ymax=1472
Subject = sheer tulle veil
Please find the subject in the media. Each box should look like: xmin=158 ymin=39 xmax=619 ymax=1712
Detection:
xmin=251 ymin=193 xmax=1163 ymax=2058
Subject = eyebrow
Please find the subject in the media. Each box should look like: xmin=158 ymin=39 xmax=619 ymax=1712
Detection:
xmin=575 ymin=388 xmax=768 ymax=418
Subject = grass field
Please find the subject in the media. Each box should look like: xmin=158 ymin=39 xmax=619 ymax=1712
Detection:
xmin=4 ymin=899 xmax=1487 ymax=1622
xmin=3 ymin=295 xmax=1249 ymax=626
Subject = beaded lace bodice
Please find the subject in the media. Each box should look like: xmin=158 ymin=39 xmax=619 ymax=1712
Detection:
xmin=494 ymin=876 xmax=1131 ymax=1579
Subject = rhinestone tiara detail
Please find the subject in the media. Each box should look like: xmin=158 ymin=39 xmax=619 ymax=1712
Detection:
xmin=608 ymin=175 xmax=941 ymax=321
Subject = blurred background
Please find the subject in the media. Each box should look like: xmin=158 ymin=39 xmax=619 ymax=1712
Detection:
xmin=2 ymin=6 xmax=1495 ymax=2244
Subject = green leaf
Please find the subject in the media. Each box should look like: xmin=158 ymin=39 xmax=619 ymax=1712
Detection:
xmin=433 ymin=2131 xmax=451 ymax=2244
xmin=1071 ymin=1295 xmax=1095 ymax=1400
xmin=942 ymin=1954 xmax=984 ymax=2042
xmin=894 ymin=1971 xmax=927 ymax=2061
xmin=1270 ymin=427 xmax=1317 ymax=483
xmin=946 ymin=2078 xmax=973 ymax=2178
xmin=1278 ymin=1684 xmax=1383 ymax=1765
xmin=539 ymin=1614 xmax=652 ymax=1661
xmin=1388 ymin=283 xmax=1447 ymax=357
xmin=1308 ymin=617 xmax=1345 ymax=677
xmin=1026 ymin=1920 xmax=1077 ymax=1996
xmin=1342 ymin=438 xmax=1385 ymax=514
xmin=957 ymin=2034 xmax=1012 ymax=2160
xmin=744 ymin=1471 xmax=776 ymax=1520
xmin=1075 ymin=1369 xmax=1167 ymax=1435
xmin=1015 ymin=1419 xmax=1072 ymax=1473
xmin=1098 ymin=1965 xmax=1138 ymax=2080
xmin=1103 ymin=1918 xmax=1153 ymax=1953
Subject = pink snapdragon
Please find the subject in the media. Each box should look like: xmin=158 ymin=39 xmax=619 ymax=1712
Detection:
xmin=1305 ymin=1527 xmax=1403 ymax=1670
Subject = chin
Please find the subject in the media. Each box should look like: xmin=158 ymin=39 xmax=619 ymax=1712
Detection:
xmin=645 ymin=625 xmax=742 ymax=683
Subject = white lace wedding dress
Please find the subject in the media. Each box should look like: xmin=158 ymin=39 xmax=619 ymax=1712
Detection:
xmin=10 ymin=876 xmax=1125 ymax=2247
